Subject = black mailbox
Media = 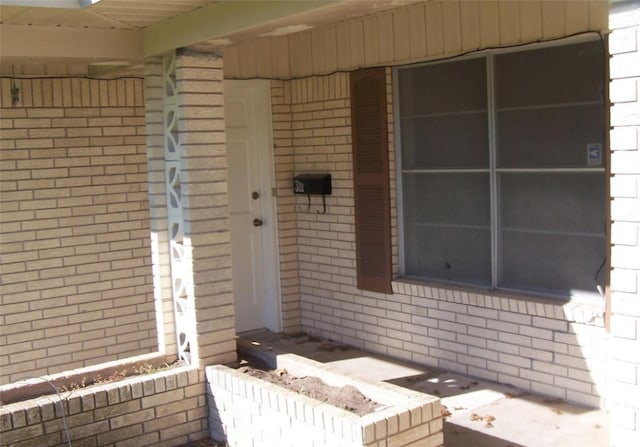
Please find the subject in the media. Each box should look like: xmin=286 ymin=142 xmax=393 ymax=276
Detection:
xmin=293 ymin=174 xmax=331 ymax=195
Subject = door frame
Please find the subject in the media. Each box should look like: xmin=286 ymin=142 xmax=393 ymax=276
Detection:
xmin=225 ymin=79 xmax=282 ymax=333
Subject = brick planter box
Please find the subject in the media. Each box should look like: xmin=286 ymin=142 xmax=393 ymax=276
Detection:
xmin=206 ymin=354 xmax=443 ymax=447
xmin=0 ymin=365 xmax=209 ymax=447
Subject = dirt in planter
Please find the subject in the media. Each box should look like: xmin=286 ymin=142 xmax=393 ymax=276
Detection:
xmin=239 ymin=366 xmax=381 ymax=416
xmin=173 ymin=440 xmax=226 ymax=447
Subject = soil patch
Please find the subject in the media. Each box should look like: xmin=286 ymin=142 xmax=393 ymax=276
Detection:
xmin=238 ymin=366 xmax=381 ymax=416
xmin=1 ymin=358 xmax=182 ymax=405
xmin=173 ymin=440 xmax=225 ymax=447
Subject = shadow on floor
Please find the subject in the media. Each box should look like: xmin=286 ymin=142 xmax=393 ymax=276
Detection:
xmin=237 ymin=330 xmax=609 ymax=447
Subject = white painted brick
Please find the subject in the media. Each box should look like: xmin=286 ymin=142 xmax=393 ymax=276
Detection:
xmin=519 ymin=325 xmax=553 ymax=340
xmin=612 ymin=404 xmax=638 ymax=430
xmin=457 ymin=353 xmax=487 ymax=370
xmin=532 ymin=338 xmax=568 ymax=355
xmin=611 ymin=427 xmax=640 ymax=447
xmin=611 ymin=78 xmax=639 ymax=103
xmin=456 ymin=314 xmax=486 ymax=328
xmin=532 ymin=316 xmax=568 ymax=332
xmin=610 ymin=126 xmax=639 ymax=151
xmin=411 ymin=334 xmax=438 ymax=348
xmin=554 ymin=376 xmax=592 ymax=394
xmin=487 ymin=360 xmax=519 ymax=376
xmin=410 ymin=314 xmax=438 ymax=329
xmin=611 ymin=51 xmax=640 ymax=80
xmin=467 ymin=326 xmax=498 ymax=341
xmin=437 ymin=320 xmax=467 ymax=335
xmin=611 ymin=338 xmax=640 ymax=364
xmin=487 ymin=319 xmax=518 ymax=334
xmin=499 ymin=353 xmax=531 ymax=368
xmin=497 ymin=374 xmax=531 ymax=392
xmin=613 ymin=361 xmax=638 ymax=385
xmin=519 ymin=347 xmax=553 ymax=362
xmin=612 ymin=245 xmax=640 ymax=270
xmin=487 ymin=340 xmax=519 ymax=355
xmin=610 ymin=3 xmax=640 ymax=29
xmin=532 ymin=384 xmax=568 ymax=406
xmin=457 ymin=334 xmax=487 ymax=349
xmin=612 ymin=153 xmax=640 ymax=180
xmin=429 ymin=309 xmax=456 ymax=322
xmin=439 ymin=340 xmax=467 ymax=355
xmin=611 ymin=294 xmax=640 ymax=317
xmin=611 ymin=268 xmax=639 ymax=293
xmin=498 ymin=311 xmax=531 ymax=325
xmin=610 ymin=27 xmax=639 ymax=55
xmin=612 ymin=314 xmax=639 ymax=339
xmin=612 ymin=221 xmax=639 ymax=245
xmin=467 ymin=306 xmax=498 ymax=320
xmin=498 ymin=332 xmax=531 ymax=348
xmin=430 ymin=348 xmax=457 ymax=362
xmin=533 ymin=361 xmax=567 ymax=378
xmin=611 ymin=175 xmax=639 ymax=198
xmin=566 ymin=390 xmax=602 ymax=409
xmin=438 ymin=301 xmax=467 ymax=314
xmin=468 ymin=346 xmax=498 ymax=362
xmin=611 ymin=102 xmax=640 ymax=127
xmin=466 ymin=366 xmax=497 ymax=383
xmin=428 ymin=328 xmax=456 ymax=342
xmin=555 ymin=353 xmax=591 ymax=369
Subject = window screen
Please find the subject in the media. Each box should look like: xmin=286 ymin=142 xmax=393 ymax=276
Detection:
xmin=397 ymin=40 xmax=606 ymax=299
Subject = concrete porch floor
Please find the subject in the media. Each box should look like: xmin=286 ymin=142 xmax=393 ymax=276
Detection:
xmin=237 ymin=330 xmax=609 ymax=447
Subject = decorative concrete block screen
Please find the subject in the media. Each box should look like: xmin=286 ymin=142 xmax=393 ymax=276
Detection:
xmin=207 ymin=354 xmax=442 ymax=447
xmin=0 ymin=366 xmax=208 ymax=447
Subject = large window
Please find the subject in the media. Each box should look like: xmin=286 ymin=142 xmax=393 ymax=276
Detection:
xmin=396 ymin=40 xmax=606 ymax=300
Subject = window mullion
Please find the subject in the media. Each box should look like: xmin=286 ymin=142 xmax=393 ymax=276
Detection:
xmin=487 ymin=53 xmax=499 ymax=289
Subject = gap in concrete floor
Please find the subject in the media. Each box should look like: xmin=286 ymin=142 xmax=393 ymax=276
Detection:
xmin=237 ymin=330 xmax=609 ymax=447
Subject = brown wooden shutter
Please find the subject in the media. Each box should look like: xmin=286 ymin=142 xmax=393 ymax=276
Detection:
xmin=350 ymin=67 xmax=392 ymax=294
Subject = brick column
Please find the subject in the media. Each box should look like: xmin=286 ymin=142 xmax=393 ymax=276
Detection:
xmin=175 ymin=49 xmax=236 ymax=366
xmin=609 ymin=3 xmax=640 ymax=446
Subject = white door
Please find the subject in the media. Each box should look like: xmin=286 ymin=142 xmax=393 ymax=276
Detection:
xmin=225 ymin=80 xmax=281 ymax=333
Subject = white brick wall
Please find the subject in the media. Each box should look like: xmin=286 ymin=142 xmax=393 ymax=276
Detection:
xmin=609 ymin=3 xmax=640 ymax=446
xmin=0 ymin=366 xmax=207 ymax=447
xmin=278 ymin=71 xmax=609 ymax=409
xmin=0 ymin=78 xmax=157 ymax=385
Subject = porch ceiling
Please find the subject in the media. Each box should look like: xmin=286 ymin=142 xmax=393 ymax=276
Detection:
xmin=0 ymin=0 xmax=418 ymax=78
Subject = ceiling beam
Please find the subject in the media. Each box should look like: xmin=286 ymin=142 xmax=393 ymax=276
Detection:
xmin=142 ymin=0 xmax=341 ymax=57
xmin=0 ymin=23 xmax=141 ymax=62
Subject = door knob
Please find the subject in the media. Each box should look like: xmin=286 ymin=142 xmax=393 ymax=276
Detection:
xmin=252 ymin=191 xmax=260 ymax=200
xmin=253 ymin=218 xmax=263 ymax=227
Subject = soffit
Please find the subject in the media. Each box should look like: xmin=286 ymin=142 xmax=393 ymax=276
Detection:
xmin=0 ymin=1 xmax=219 ymax=29
xmin=0 ymin=0 xmax=420 ymax=77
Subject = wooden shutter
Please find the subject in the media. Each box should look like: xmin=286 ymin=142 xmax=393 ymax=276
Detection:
xmin=350 ymin=67 xmax=392 ymax=294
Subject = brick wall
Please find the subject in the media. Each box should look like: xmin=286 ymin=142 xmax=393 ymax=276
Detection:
xmin=271 ymin=80 xmax=301 ymax=334
xmin=0 ymin=366 xmax=207 ymax=447
xmin=207 ymin=354 xmax=442 ymax=447
xmin=0 ymin=78 xmax=157 ymax=385
xmin=278 ymin=71 xmax=609 ymax=408
xmin=608 ymin=3 xmax=640 ymax=446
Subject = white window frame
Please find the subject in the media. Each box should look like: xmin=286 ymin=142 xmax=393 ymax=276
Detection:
xmin=394 ymin=36 xmax=607 ymax=301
